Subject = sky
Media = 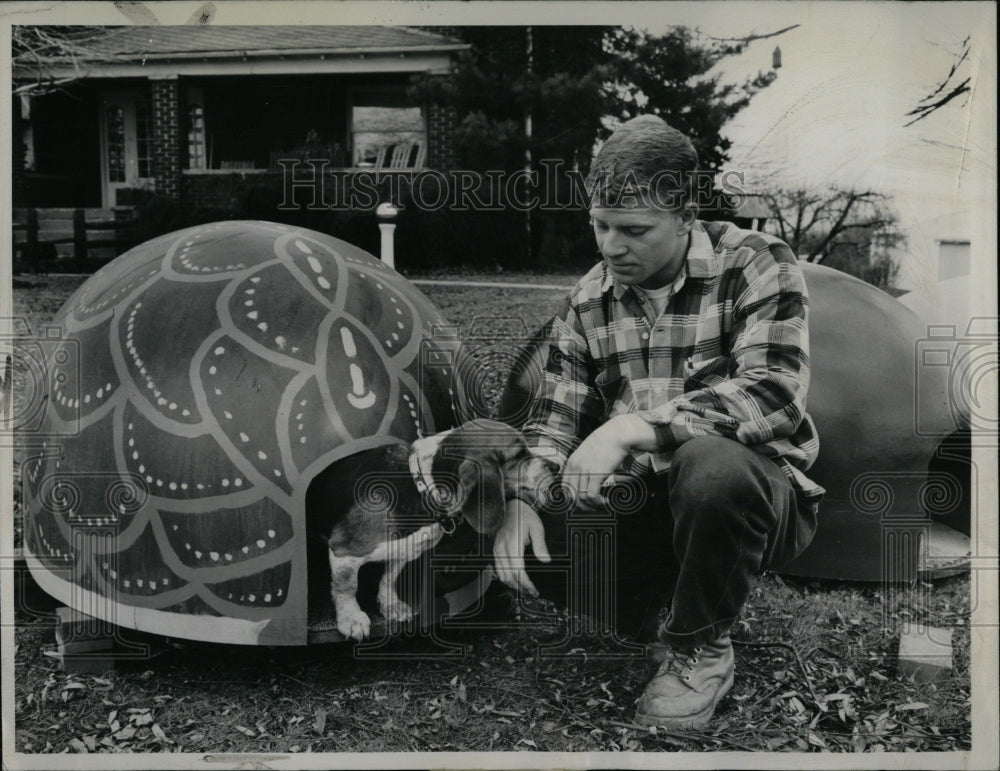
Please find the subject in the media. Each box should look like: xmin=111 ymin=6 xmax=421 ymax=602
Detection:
xmin=683 ymin=2 xmax=996 ymax=296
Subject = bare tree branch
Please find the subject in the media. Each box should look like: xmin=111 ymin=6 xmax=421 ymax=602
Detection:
xmin=904 ymin=78 xmax=972 ymax=127
xmin=699 ymin=24 xmax=801 ymax=44
xmin=904 ymin=35 xmax=972 ymax=126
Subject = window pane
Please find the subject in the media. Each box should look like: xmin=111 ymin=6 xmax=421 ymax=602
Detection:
xmin=188 ymin=104 xmax=207 ymax=169
xmin=135 ymin=99 xmax=154 ymax=178
xmin=106 ymin=106 xmax=125 ymax=183
xmin=352 ymin=105 xmax=423 ymax=133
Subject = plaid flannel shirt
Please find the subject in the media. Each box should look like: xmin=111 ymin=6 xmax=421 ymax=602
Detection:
xmin=522 ymin=219 xmax=825 ymax=502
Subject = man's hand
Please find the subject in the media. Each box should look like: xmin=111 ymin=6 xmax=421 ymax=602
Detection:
xmin=493 ymin=499 xmax=550 ymax=596
xmin=563 ymin=414 xmax=660 ymax=510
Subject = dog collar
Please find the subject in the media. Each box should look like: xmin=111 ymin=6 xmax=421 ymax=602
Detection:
xmin=408 ymin=451 xmax=435 ymax=494
xmin=408 ymin=446 xmax=461 ymax=534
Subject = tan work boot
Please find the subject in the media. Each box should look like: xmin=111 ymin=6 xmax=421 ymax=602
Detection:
xmin=634 ymin=635 xmax=734 ymax=728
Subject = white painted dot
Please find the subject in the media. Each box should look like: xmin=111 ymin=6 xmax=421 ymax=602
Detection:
xmin=240 ymin=432 xmax=249 ymax=442
xmin=139 ymin=464 xmax=145 ymax=473
xmin=132 ymin=451 xmax=139 ymax=460
xmin=156 ymin=479 xmax=163 ymax=487
xmin=137 ymin=579 xmax=144 ymax=588
xmin=300 ymin=436 xmax=306 ymax=444
xmin=221 ymin=479 xmax=230 ymax=487
xmin=157 ymin=398 xmax=167 ymax=406
xmin=392 ymin=333 xmax=399 ymax=341
xmin=317 ymin=276 xmax=331 ymax=290
xmin=258 ymin=322 xmax=268 ymax=333
xmin=146 ymin=475 xmax=153 ymax=483
xmin=169 ymin=482 xmax=177 ymax=491
xmin=234 ymin=478 xmax=243 ymax=487
xmin=129 ymin=438 xmax=135 ymax=447
xmin=244 ymin=300 xmax=254 ymax=307
xmin=225 ymin=553 xmax=233 ymax=561
xmin=273 ymin=469 xmax=282 ymax=478
xmin=197 ymin=483 xmax=205 ymax=490
xmin=209 ymin=366 xmax=217 ymax=375
xmin=194 ymin=550 xmax=203 ymax=558
xmin=397 ymin=321 xmax=404 ymax=329
xmin=249 ymin=594 xmax=256 ymax=602
xmin=265 ymin=593 xmax=272 ymax=602
xmin=150 ymin=581 xmax=157 ymax=590
xmin=169 ymin=403 xmax=177 ymax=410
xmin=306 ymin=255 xmax=323 ymax=273
xmin=210 ymin=552 xmax=219 ymax=561
xmin=247 ymin=310 xmax=259 ymax=320
xmin=245 ymin=288 xmax=255 ymax=295
xmin=268 ymin=529 xmax=276 ymax=538
xmin=214 ymin=346 xmax=225 ymax=355
xmin=242 ymin=546 xmax=250 ymax=554
xmin=84 ymin=394 xmax=91 ymax=404
xmin=258 ymin=450 xmax=267 ymax=460
xmin=97 ymin=388 xmax=104 ymax=398
xmin=256 ymin=540 xmax=266 ymax=548
xmin=215 ymin=388 xmax=222 ymax=396
xmin=298 ymin=240 xmax=313 ymax=255
xmin=124 ymin=580 xmax=130 ymax=588
xmin=182 ymin=410 xmax=191 ymax=417
xmin=181 ymin=483 xmax=189 ymax=490
xmin=277 ymin=589 xmax=283 ymax=597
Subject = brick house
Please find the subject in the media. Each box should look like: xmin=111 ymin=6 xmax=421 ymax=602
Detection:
xmin=12 ymin=26 xmax=466 ymax=213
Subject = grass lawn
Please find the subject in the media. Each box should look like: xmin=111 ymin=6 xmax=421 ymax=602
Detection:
xmin=8 ymin=270 xmax=971 ymax=756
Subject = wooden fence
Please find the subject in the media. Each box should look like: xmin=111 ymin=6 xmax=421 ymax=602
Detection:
xmin=12 ymin=207 xmax=137 ymax=272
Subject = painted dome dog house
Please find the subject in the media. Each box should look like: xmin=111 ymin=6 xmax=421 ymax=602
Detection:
xmin=21 ymin=221 xmax=482 ymax=646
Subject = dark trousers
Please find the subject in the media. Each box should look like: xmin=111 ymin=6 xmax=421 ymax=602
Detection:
xmin=527 ymin=436 xmax=818 ymax=648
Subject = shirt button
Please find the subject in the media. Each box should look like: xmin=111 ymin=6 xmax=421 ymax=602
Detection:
xmin=641 ymin=332 xmax=649 ymax=340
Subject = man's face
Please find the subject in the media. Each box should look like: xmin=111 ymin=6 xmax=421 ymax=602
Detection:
xmin=590 ymin=204 xmax=694 ymax=290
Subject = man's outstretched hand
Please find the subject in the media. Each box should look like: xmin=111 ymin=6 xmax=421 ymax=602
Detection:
xmin=493 ymin=498 xmax=550 ymax=596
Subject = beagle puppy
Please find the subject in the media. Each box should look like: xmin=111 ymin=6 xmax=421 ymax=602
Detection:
xmin=307 ymin=419 xmax=557 ymax=641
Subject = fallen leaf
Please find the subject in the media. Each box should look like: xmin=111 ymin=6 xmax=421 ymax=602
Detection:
xmin=234 ymin=725 xmax=256 ymax=737
xmin=896 ymin=702 xmax=929 ymax=711
xmin=151 ymin=724 xmax=170 ymax=743
xmin=69 ymin=738 xmax=88 ymax=753
xmin=312 ymin=709 xmax=327 ymax=735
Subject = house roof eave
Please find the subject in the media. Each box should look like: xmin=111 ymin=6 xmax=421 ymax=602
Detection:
xmin=12 ymin=50 xmax=459 ymax=83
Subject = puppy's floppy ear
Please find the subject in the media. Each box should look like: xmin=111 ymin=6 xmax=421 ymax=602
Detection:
xmin=456 ymin=455 xmax=506 ymax=534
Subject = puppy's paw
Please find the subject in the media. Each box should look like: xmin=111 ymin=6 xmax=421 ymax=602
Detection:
xmin=379 ymin=595 xmax=414 ymax=626
xmin=336 ymin=607 xmax=372 ymax=641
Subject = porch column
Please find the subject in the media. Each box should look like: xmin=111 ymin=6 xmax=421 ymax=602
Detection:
xmin=12 ymin=95 xmax=26 ymax=206
xmin=426 ymin=98 xmax=458 ymax=170
xmin=150 ymin=78 xmax=182 ymax=201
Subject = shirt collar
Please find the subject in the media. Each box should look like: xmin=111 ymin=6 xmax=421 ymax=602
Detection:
xmin=604 ymin=220 xmax=719 ymax=301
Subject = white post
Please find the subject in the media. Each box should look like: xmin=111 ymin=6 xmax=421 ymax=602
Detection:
xmin=379 ymin=222 xmax=397 ymax=269
xmin=376 ymin=203 xmax=399 ymax=269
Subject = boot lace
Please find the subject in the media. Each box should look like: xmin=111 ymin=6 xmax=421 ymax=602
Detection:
xmin=658 ymin=645 xmax=703 ymax=681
